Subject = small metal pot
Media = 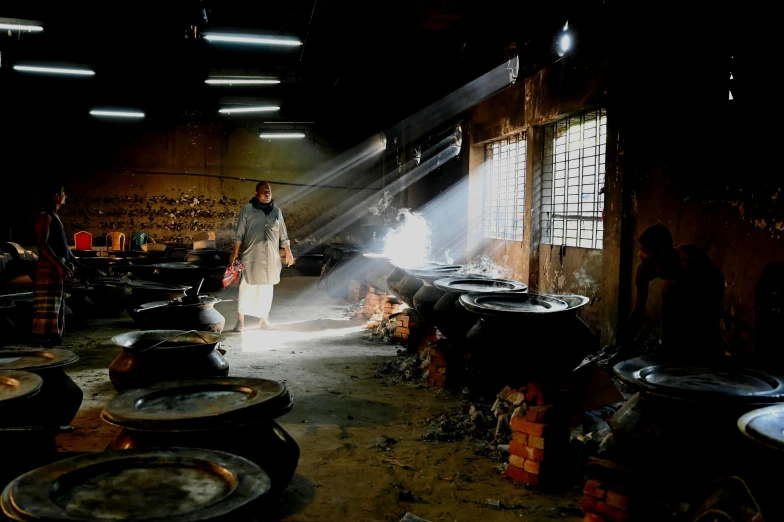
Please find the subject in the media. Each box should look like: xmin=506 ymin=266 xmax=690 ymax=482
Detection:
xmin=109 ymin=330 xmax=229 ymax=392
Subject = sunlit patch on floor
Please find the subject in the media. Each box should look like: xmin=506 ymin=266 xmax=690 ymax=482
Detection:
xmin=239 ymin=319 xmax=366 ymax=352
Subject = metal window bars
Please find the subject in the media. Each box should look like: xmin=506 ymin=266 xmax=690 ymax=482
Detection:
xmin=483 ymin=133 xmax=526 ymax=241
xmin=541 ymin=109 xmax=607 ymax=249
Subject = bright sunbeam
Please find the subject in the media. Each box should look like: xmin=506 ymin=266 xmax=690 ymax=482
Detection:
xmin=239 ymin=323 xmax=365 ymax=352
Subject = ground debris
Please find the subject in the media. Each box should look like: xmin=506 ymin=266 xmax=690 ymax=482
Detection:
xmin=372 ymin=353 xmax=427 ymax=388
xmin=400 ymin=514 xmax=432 ymax=522
xmin=420 ymin=401 xmax=499 ymax=443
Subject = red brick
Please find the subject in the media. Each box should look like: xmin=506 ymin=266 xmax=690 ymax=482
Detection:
xmin=427 ymin=378 xmax=444 ymax=388
xmin=512 ymin=432 xmax=529 ymax=446
xmin=507 ymin=391 xmax=526 ymax=407
xmin=436 ymin=366 xmax=446 ymax=374
xmin=509 ymin=454 xmax=526 ymax=470
xmin=506 ymin=465 xmax=539 ymax=486
xmin=526 ymin=405 xmax=556 ymax=423
xmin=517 ymin=419 xmax=548 ymax=437
xmin=510 ymin=412 xmax=527 ymax=433
xmin=396 ymin=327 xmax=410 ymax=334
xmin=523 ymin=459 xmax=540 ymax=475
xmin=509 ymin=441 xmax=545 ymax=461
xmin=430 ymin=355 xmax=447 ymax=367
xmin=528 ymin=436 xmax=545 ymax=450
xmin=583 ymin=514 xmax=604 ymax=522
xmin=580 ymin=495 xmax=598 ymax=514
xmin=583 ymin=479 xmax=607 ymax=500
xmin=596 ymin=502 xmax=631 ymax=522
xmin=428 ymin=370 xmax=446 ymax=383
xmin=606 ymin=490 xmax=629 ymax=511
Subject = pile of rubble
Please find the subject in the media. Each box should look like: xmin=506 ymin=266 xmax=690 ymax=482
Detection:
xmin=422 ymin=401 xmax=498 ymax=443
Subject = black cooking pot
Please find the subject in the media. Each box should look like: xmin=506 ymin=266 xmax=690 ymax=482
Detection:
xmin=411 ymin=267 xmax=465 ymax=322
xmin=134 ymin=297 xmax=226 ymax=333
xmin=391 ymin=264 xmax=461 ymax=308
xmin=293 ymin=253 xmax=324 ymax=277
xmin=102 ymin=377 xmax=299 ymax=498
xmin=109 ymin=330 xmax=229 ymax=392
xmin=0 ymin=369 xmax=43 ymax=425
xmin=1 ymin=448 xmax=270 ymax=522
xmin=0 ymin=348 xmax=83 ymax=426
xmin=432 ymin=277 xmax=528 ymax=341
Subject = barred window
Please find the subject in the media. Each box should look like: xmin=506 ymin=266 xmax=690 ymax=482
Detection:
xmin=541 ymin=109 xmax=607 ymax=249
xmin=483 ymin=133 xmax=526 ymax=241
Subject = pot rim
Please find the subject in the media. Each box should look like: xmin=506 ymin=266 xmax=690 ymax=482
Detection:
xmin=434 ymin=277 xmax=528 ymax=294
xmin=0 ymin=348 xmax=79 ymax=371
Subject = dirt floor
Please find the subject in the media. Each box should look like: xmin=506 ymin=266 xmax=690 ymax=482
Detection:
xmin=17 ymin=274 xmax=584 ymax=522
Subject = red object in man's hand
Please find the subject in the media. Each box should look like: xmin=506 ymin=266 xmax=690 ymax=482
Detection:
xmin=222 ymin=259 xmax=245 ymax=288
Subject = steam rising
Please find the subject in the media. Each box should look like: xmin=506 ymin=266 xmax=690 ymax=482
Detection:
xmin=369 ymin=191 xmax=393 ymax=217
xmin=455 ymin=256 xmax=512 ymax=279
xmin=382 ymin=209 xmax=431 ymax=268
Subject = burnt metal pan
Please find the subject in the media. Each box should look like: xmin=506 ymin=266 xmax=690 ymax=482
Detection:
xmin=459 ymin=292 xmax=569 ymax=318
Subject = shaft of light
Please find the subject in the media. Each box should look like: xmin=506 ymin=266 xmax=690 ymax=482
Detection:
xmin=0 ymin=23 xmax=43 ymax=31
xmin=90 ymin=110 xmax=145 ymax=118
xmin=219 ymin=106 xmax=280 ymax=113
xmin=206 ymin=79 xmax=280 ymax=85
xmin=260 ymin=133 xmax=305 ymax=139
xmin=204 ymin=34 xmax=302 ymax=46
xmin=13 ymin=65 xmax=95 ymax=75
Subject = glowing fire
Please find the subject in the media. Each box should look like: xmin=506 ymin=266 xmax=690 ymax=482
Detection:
xmin=382 ymin=210 xmax=431 ymax=268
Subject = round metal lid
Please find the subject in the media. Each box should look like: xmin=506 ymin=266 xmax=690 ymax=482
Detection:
xmin=0 ymin=370 xmax=43 ymax=404
xmin=140 ymin=297 xmax=220 ymax=310
xmin=128 ymin=280 xmax=191 ymax=291
xmin=0 ymin=348 xmax=79 ymax=372
xmin=111 ymin=330 xmax=225 ymax=352
xmin=738 ymin=404 xmax=784 ymax=451
xmin=1 ymin=448 xmax=270 ymax=521
xmin=412 ymin=267 xmax=463 ymax=283
xmin=543 ymin=294 xmax=590 ymax=310
xmin=151 ymin=262 xmax=199 ymax=270
xmin=102 ymin=377 xmax=294 ymax=431
xmin=614 ymin=355 xmax=784 ymax=402
xmin=434 ymin=277 xmax=528 ymax=294
xmin=459 ymin=292 xmax=569 ymax=318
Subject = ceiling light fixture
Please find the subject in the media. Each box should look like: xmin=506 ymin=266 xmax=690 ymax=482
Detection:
xmin=259 ymin=133 xmax=306 ymax=139
xmin=0 ymin=23 xmax=43 ymax=31
xmin=557 ymin=21 xmax=572 ymax=57
xmin=219 ymin=106 xmax=280 ymax=114
xmin=13 ymin=65 xmax=95 ymax=75
xmin=206 ymin=78 xmax=280 ymax=85
xmin=90 ymin=110 xmax=145 ymax=118
xmin=203 ymin=34 xmax=302 ymax=46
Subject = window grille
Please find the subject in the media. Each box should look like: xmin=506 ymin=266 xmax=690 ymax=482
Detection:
xmin=483 ymin=133 xmax=526 ymax=241
xmin=541 ymin=109 xmax=607 ymax=249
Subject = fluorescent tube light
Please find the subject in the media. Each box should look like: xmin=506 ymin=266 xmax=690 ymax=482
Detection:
xmin=260 ymin=133 xmax=306 ymax=139
xmin=90 ymin=110 xmax=145 ymax=118
xmin=206 ymin=78 xmax=280 ymax=85
xmin=203 ymin=34 xmax=302 ymax=46
xmin=219 ymin=106 xmax=280 ymax=114
xmin=0 ymin=23 xmax=43 ymax=31
xmin=13 ymin=65 xmax=95 ymax=75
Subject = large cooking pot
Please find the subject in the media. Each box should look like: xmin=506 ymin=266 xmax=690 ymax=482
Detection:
xmin=102 ymin=377 xmax=299 ymax=498
xmin=109 ymin=330 xmax=229 ymax=392
xmin=64 ymin=278 xmax=133 ymax=318
xmin=125 ymin=280 xmax=191 ymax=321
xmin=0 ymin=448 xmax=271 ymax=522
xmin=411 ymin=267 xmax=465 ymax=322
xmin=134 ymin=297 xmax=226 ymax=333
xmin=293 ymin=253 xmax=324 ymax=277
xmin=0 ymin=370 xmax=43 ymax=425
xmin=0 ymin=348 xmax=82 ymax=426
xmin=184 ymin=249 xmax=229 ymax=266
xmin=432 ymin=277 xmax=528 ymax=341
xmin=391 ymin=264 xmax=461 ymax=307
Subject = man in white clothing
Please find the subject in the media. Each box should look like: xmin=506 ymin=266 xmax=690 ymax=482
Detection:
xmin=230 ymin=181 xmax=295 ymax=331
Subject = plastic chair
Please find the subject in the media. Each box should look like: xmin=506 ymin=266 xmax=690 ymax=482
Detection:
xmin=130 ymin=232 xmax=150 ymax=251
xmin=106 ymin=232 xmax=126 ymax=251
xmin=74 ymin=231 xmax=93 ymax=251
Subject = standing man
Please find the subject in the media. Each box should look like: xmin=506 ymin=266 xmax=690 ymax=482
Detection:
xmin=230 ymin=181 xmax=295 ymax=331
xmin=32 ymin=184 xmax=86 ymax=346
xmin=611 ymin=224 xmax=726 ymax=364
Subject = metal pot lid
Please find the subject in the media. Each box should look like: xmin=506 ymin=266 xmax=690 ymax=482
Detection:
xmin=151 ymin=262 xmax=199 ymax=270
xmin=543 ymin=293 xmax=590 ymax=310
xmin=459 ymin=292 xmax=569 ymax=318
xmin=738 ymin=404 xmax=784 ymax=451
xmin=102 ymin=377 xmax=294 ymax=431
xmin=434 ymin=277 xmax=528 ymax=294
xmin=614 ymin=355 xmax=784 ymax=402
xmin=91 ymin=277 xmax=131 ymax=286
xmin=0 ymin=348 xmax=79 ymax=371
xmin=412 ymin=268 xmax=463 ymax=283
xmin=0 ymin=370 xmax=43 ymax=403
xmin=1 ymin=448 xmax=270 ymax=521
xmin=128 ymin=280 xmax=191 ymax=291
xmin=140 ymin=297 xmax=220 ymax=310
xmin=111 ymin=330 xmax=225 ymax=352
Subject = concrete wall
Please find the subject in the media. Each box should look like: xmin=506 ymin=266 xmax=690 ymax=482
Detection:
xmin=7 ymin=123 xmax=384 ymax=250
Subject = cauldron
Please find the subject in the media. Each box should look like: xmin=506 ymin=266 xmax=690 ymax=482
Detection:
xmin=109 ymin=330 xmax=229 ymax=392
xmin=0 ymin=370 xmax=43 ymax=425
xmin=1 ymin=448 xmax=271 ymax=522
xmin=389 ymin=264 xmax=461 ymax=307
xmin=432 ymin=277 xmax=528 ymax=341
xmin=102 ymin=377 xmax=299 ymax=498
xmin=0 ymin=348 xmax=83 ymax=426
xmin=293 ymin=253 xmax=325 ymax=277
xmin=411 ymin=267 xmax=469 ymax=322
xmin=134 ymin=297 xmax=226 ymax=333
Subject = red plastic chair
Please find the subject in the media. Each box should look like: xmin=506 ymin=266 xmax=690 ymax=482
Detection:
xmin=74 ymin=231 xmax=93 ymax=251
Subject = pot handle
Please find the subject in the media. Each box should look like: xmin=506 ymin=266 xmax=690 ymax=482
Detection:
xmin=138 ymin=329 xmax=206 ymax=353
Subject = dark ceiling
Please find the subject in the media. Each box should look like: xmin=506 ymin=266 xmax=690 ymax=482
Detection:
xmin=0 ymin=0 xmax=610 ymax=146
